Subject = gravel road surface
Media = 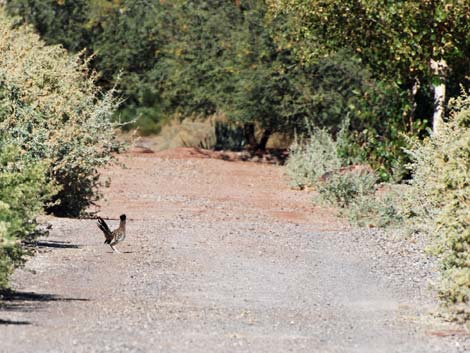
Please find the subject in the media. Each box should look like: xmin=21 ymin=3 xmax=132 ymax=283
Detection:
xmin=1 ymin=148 xmax=469 ymax=353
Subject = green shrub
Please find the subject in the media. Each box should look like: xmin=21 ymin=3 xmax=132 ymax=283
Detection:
xmin=285 ymin=122 xmax=404 ymax=227
xmin=0 ymin=7 xmax=122 ymax=287
xmin=0 ymin=140 xmax=54 ymax=288
xmin=347 ymin=185 xmax=404 ymax=228
xmin=285 ymin=128 xmax=342 ymax=189
xmin=403 ymin=89 xmax=470 ymax=321
xmin=316 ymin=171 xmax=377 ymax=209
xmin=285 ymin=126 xmax=385 ymax=219
xmin=0 ymin=10 xmax=123 ymax=216
xmin=285 ymin=87 xmax=470 ymax=322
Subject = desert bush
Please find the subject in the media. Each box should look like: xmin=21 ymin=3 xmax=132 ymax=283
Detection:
xmin=316 ymin=171 xmax=378 ymax=209
xmin=285 ymin=88 xmax=470 ymax=322
xmin=285 ymin=122 xmax=405 ymax=227
xmin=346 ymin=185 xmax=404 ymax=228
xmin=402 ymin=89 xmax=470 ymax=321
xmin=285 ymin=126 xmax=384 ymax=215
xmin=285 ymin=128 xmax=342 ymax=189
xmin=0 ymin=140 xmax=54 ymax=288
xmin=0 ymin=10 xmax=123 ymax=216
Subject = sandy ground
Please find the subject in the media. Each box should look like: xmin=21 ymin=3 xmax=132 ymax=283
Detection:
xmin=1 ymin=147 xmax=469 ymax=353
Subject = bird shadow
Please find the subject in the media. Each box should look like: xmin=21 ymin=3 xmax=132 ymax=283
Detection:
xmin=0 ymin=289 xmax=89 ymax=314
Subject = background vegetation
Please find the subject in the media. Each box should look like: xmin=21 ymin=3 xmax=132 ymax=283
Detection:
xmin=6 ymin=0 xmax=406 ymax=174
xmin=6 ymin=0 xmax=470 ymax=173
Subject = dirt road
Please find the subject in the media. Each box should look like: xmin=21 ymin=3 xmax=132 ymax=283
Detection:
xmin=1 ymin=148 xmax=469 ymax=353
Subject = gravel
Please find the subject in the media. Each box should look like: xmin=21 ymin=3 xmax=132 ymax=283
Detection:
xmin=1 ymin=148 xmax=469 ymax=353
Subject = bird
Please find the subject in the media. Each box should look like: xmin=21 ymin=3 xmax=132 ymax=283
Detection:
xmin=97 ymin=214 xmax=127 ymax=253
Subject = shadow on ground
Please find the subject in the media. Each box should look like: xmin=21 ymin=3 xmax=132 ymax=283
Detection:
xmin=0 ymin=290 xmax=89 ymax=313
xmin=0 ymin=318 xmax=31 ymax=325
xmin=32 ymin=240 xmax=81 ymax=249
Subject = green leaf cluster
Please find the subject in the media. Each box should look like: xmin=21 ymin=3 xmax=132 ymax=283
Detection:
xmin=0 ymin=9 xmax=123 ymax=216
xmin=401 ymin=90 xmax=470 ymax=320
xmin=268 ymin=0 xmax=470 ymax=85
xmin=268 ymin=0 xmax=470 ymax=177
xmin=0 ymin=141 xmax=55 ymax=288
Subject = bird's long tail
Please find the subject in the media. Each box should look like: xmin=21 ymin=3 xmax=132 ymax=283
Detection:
xmin=97 ymin=217 xmax=113 ymax=244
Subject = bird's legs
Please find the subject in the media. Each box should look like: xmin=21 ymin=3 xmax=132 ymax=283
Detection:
xmin=110 ymin=244 xmax=121 ymax=254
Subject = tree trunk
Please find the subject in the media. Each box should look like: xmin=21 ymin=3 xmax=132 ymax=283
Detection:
xmin=244 ymin=123 xmax=257 ymax=148
xmin=257 ymin=129 xmax=272 ymax=151
xmin=409 ymin=78 xmax=420 ymax=133
xmin=430 ymin=58 xmax=448 ymax=135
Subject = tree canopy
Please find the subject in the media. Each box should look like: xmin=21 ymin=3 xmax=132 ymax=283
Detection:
xmin=6 ymin=0 xmax=470 ymax=176
xmin=267 ymin=0 xmax=470 ymax=131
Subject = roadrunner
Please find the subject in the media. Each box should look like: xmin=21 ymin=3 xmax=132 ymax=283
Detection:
xmin=97 ymin=214 xmax=126 ymax=253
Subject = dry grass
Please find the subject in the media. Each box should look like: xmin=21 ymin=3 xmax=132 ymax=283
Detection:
xmin=134 ymin=114 xmax=293 ymax=152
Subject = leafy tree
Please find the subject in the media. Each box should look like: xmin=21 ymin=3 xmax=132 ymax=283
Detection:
xmin=88 ymin=0 xmax=170 ymax=132
xmin=155 ymin=0 xmax=240 ymax=116
xmin=5 ymin=0 xmax=91 ymax=51
xmin=4 ymin=0 xmax=413 ymax=174
xmin=268 ymin=0 xmax=470 ymax=134
xmin=222 ymin=2 xmax=405 ymax=164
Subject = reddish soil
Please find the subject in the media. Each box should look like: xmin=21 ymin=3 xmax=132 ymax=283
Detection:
xmin=0 ymin=148 xmax=468 ymax=353
xmin=97 ymin=147 xmax=343 ymax=229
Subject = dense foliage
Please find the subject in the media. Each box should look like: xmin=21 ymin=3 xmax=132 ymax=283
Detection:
xmin=267 ymin=0 xmax=470 ymax=114
xmin=0 ymin=8 xmax=121 ymax=288
xmin=5 ymin=0 xmax=405 ymax=171
xmin=268 ymin=0 xmax=470 ymax=176
xmin=403 ymin=92 xmax=470 ymax=320
xmin=0 ymin=141 xmax=54 ymax=288
xmin=0 ymin=10 xmax=122 ymax=216
xmin=269 ymin=2 xmax=470 ymax=72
